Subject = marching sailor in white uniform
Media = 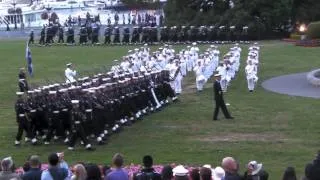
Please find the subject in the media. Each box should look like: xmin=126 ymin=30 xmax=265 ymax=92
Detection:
xmin=65 ymin=63 xmax=77 ymax=83
xmin=245 ymin=60 xmax=258 ymax=92
xmin=194 ymin=60 xmax=206 ymax=91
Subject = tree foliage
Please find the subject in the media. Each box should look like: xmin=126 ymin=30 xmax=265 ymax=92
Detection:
xmin=164 ymin=0 xmax=320 ymax=38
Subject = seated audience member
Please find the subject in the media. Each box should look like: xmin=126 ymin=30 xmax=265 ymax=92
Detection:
xmin=106 ymin=153 xmax=128 ymax=180
xmin=213 ymin=166 xmax=225 ymax=180
xmin=161 ymin=165 xmax=173 ymax=180
xmin=41 ymin=153 xmax=68 ymax=180
xmin=243 ymin=161 xmax=268 ymax=180
xmin=305 ymin=151 xmax=320 ymax=180
xmin=22 ymin=155 xmax=42 ymax=180
xmin=0 ymin=157 xmax=21 ymax=180
xmin=190 ymin=168 xmax=200 ymax=180
xmin=172 ymin=165 xmax=189 ymax=180
xmin=222 ymin=157 xmax=242 ymax=180
xmin=71 ymin=164 xmax=87 ymax=180
xmin=199 ymin=167 xmax=212 ymax=180
xmin=85 ymin=163 xmax=101 ymax=180
xmin=133 ymin=155 xmax=161 ymax=180
xmin=282 ymin=167 xmax=297 ymax=180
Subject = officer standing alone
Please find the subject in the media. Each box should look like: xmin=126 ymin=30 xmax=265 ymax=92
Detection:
xmin=213 ymin=74 xmax=234 ymax=120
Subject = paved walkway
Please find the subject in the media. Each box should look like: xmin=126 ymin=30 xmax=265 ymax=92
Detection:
xmin=262 ymin=72 xmax=320 ymax=99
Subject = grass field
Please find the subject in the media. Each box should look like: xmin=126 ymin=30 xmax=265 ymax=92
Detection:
xmin=0 ymin=40 xmax=320 ymax=179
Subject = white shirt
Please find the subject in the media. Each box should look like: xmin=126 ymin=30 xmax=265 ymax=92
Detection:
xmin=65 ymin=68 xmax=76 ymax=83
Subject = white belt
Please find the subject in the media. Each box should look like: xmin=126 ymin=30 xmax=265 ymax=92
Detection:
xmin=53 ymin=111 xmax=59 ymax=114
xmin=75 ymin=121 xmax=80 ymax=124
xmin=85 ymin=109 xmax=92 ymax=112
xmin=19 ymin=114 xmax=25 ymax=117
xmin=30 ymin=110 xmax=36 ymax=113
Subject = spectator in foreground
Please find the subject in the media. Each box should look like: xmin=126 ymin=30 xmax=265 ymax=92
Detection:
xmin=282 ymin=167 xmax=297 ymax=180
xmin=190 ymin=168 xmax=200 ymax=180
xmin=243 ymin=161 xmax=269 ymax=180
xmin=222 ymin=157 xmax=242 ymax=180
xmin=172 ymin=165 xmax=189 ymax=180
xmin=133 ymin=155 xmax=161 ymax=180
xmin=305 ymin=151 xmax=320 ymax=180
xmin=71 ymin=164 xmax=87 ymax=180
xmin=199 ymin=167 xmax=212 ymax=180
xmin=0 ymin=157 xmax=21 ymax=180
xmin=22 ymin=155 xmax=42 ymax=180
xmin=106 ymin=153 xmax=128 ymax=180
xmin=41 ymin=153 xmax=68 ymax=180
xmin=213 ymin=166 xmax=225 ymax=180
xmin=161 ymin=165 xmax=173 ymax=180
xmin=86 ymin=163 xmax=101 ymax=180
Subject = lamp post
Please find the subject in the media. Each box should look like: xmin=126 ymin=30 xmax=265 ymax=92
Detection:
xmin=299 ymin=24 xmax=307 ymax=40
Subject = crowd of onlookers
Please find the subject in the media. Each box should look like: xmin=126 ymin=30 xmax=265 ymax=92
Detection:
xmin=0 ymin=151 xmax=319 ymax=180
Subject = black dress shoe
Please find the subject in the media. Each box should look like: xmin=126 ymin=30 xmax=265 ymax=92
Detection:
xmin=226 ymin=117 xmax=234 ymax=119
xmin=213 ymin=118 xmax=219 ymax=121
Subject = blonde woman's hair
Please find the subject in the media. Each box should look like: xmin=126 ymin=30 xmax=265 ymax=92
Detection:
xmin=74 ymin=164 xmax=87 ymax=180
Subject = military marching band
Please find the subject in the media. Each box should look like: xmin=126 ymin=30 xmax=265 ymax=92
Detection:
xmin=15 ymin=43 xmax=260 ymax=150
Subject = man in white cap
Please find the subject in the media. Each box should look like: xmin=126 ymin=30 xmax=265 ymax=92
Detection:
xmin=213 ymin=166 xmax=225 ymax=180
xmin=65 ymin=63 xmax=77 ymax=84
xmin=194 ymin=60 xmax=206 ymax=92
xmin=245 ymin=60 xmax=258 ymax=92
xmin=172 ymin=165 xmax=189 ymax=179
xmin=244 ymin=161 xmax=268 ymax=180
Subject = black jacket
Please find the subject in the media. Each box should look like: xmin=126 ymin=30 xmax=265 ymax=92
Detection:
xmin=305 ymin=155 xmax=320 ymax=180
xmin=214 ymin=80 xmax=223 ymax=101
xmin=22 ymin=168 xmax=42 ymax=180
xmin=133 ymin=168 xmax=161 ymax=180
xmin=224 ymin=172 xmax=243 ymax=180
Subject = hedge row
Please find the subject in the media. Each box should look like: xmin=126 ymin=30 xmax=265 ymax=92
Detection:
xmin=307 ymin=21 xmax=320 ymax=39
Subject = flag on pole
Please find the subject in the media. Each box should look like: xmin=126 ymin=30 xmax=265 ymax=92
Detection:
xmin=25 ymin=42 xmax=33 ymax=77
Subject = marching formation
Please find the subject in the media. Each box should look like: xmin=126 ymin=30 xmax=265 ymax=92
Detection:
xmin=15 ymin=43 xmax=260 ymax=150
xmin=15 ymin=45 xmax=184 ymax=150
xmin=29 ymin=24 xmax=251 ymax=46
xmin=245 ymin=44 xmax=260 ymax=92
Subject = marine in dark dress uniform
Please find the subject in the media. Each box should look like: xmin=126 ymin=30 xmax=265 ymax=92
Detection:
xmin=213 ymin=74 xmax=233 ymax=120
xmin=68 ymin=100 xmax=94 ymax=151
xmin=15 ymin=92 xmax=37 ymax=145
xmin=18 ymin=68 xmax=29 ymax=93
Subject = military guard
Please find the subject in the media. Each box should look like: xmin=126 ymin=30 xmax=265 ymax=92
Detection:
xmin=18 ymin=68 xmax=29 ymax=92
xmin=213 ymin=74 xmax=233 ymax=120
xmin=28 ymin=30 xmax=34 ymax=45
xmin=15 ymin=92 xmax=37 ymax=145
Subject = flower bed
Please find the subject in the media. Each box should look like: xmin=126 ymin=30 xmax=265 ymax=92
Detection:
xmin=295 ymin=39 xmax=320 ymax=47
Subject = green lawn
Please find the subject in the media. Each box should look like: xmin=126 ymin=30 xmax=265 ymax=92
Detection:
xmin=0 ymin=40 xmax=320 ymax=179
